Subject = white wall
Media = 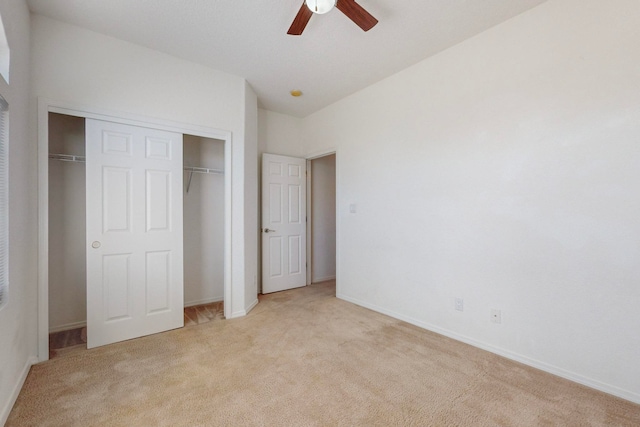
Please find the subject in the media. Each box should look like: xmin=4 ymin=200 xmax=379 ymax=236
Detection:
xmin=31 ymin=15 xmax=258 ymax=319
xmin=48 ymin=113 xmax=86 ymax=331
xmin=311 ymin=154 xmax=336 ymax=282
xmin=258 ymin=108 xmax=303 ymax=157
xmin=300 ymin=0 xmax=640 ymax=403
xmin=0 ymin=0 xmax=37 ymax=424
xmin=183 ymin=135 xmax=225 ymax=306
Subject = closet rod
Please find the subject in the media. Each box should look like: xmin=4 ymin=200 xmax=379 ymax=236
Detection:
xmin=184 ymin=166 xmax=224 ymax=175
xmin=49 ymin=153 xmax=86 ymax=163
xmin=48 ymin=155 xmax=223 ymax=193
xmin=47 ymin=155 xmax=224 ymax=176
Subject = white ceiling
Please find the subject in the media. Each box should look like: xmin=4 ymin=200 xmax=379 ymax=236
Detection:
xmin=26 ymin=0 xmax=547 ymax=117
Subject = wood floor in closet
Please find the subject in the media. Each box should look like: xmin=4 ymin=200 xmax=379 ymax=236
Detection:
xmin=49 ymin=301 xmax=224 ymax=358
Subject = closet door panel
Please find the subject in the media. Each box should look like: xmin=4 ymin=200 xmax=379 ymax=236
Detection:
xmin=103 ymin=253 xmax=132 ymax=321
xmin=102 ymin=130 xmax=132 ymax=156
xmin=86 ymin=119 xmax=184 ymax=349
xmin=146 ymin=170 xmax=171 ymax=232
xmin=103 ymin=167 xmax=132 ymax=233
xmin=145 ymin=250 xmax=171 ymax=314
xmin=146 ymin=137 xmax=172 ymax=160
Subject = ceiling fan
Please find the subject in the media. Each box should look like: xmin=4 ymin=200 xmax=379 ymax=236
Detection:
xmin=288 ymin=0 xmax=378 ymax=35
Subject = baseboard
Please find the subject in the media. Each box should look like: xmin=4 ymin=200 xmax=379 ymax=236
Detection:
xmin=245 ymin=298 xmax=259 ymax=314
xmin=312 ymin=275 xmax=336 ymax=283
xmin=0 ymin=356 xmax=37 ymax=426
xmin=229 ymin=298 xmax=259 ymax=319
xmin=49 ymin=320 xmax=86 ymax=333
xmin=184 ymin=296 xmax=224 ymax=308
xmin=337 ymin=293 xmax=640 ymax=405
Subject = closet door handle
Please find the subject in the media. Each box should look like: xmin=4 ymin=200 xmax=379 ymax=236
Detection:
xmin=263 ymin=228 xmax=276 ymax=233
xmin=91 ymin=241 xmax=101 ymax=249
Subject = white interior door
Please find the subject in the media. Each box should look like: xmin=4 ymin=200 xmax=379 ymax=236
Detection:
xmin=86 ymin=119 xmax=184 ymax=348
xmin=262 ymin=153 xmax=306 ymax=293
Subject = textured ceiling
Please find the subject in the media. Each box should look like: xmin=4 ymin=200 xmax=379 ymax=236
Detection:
xmin=26 ymin=0 xmax=547 ymax=117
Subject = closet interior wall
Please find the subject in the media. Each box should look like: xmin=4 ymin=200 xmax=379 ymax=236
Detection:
xmin=183 ymin=135 xmax=225 ymax=306
xmin=48 ymin=112 xmax=87 ymax=332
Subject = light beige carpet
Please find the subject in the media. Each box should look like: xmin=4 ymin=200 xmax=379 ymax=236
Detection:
xmin=7 ymin=281 xmax=640 ymax=426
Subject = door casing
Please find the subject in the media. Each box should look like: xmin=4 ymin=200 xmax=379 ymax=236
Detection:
xmin=257 ymin=148 xmax=339 ymax=291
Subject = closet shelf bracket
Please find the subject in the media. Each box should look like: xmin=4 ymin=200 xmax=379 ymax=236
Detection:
xmin=184 ymin=166 xmax=224 ymax=193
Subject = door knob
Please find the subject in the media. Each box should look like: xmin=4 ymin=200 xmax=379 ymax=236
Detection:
xmin=91 ymin=241 xmax=101 ymax=249
xmin=263 ymin=228 xmax=276 ymax=233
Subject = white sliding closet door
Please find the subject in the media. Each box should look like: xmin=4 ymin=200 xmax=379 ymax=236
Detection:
xmin=86 ymin=119 xmax=184 ymax=348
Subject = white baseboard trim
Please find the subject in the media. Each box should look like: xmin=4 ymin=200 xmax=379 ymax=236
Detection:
xmin=184 ymin=296 xmax=224 ymax=307
xmin=312 ymin=275 xmax=336 ymax=283
xmin=49 ymin=320 xmax=87 ymax=333
xmin=229 ymin=298 xmax=259 ymax=319
xmin=337 ymin=293 xmax=640 ymax=405
xmin=245 ymin=298 xmax=259 ymax=314
xmin=0 ymin=356 xmax=37 ymax=426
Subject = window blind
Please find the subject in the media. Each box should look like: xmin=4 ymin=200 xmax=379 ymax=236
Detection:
xmin=0 ymin=95 xmax=7 ymax=308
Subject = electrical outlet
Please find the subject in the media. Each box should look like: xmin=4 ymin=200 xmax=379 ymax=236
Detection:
xmin=455 ymin=298 xmax=464 ymax=312
xmin=490 ymin=309 xmax=502 ymax=324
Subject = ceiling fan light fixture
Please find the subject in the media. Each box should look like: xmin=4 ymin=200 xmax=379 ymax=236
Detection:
xmin=305 ymin=0 xmax=336 ymax=15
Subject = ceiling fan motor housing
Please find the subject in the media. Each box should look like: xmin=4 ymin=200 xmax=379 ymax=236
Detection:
xmin=306 ymin=0 xmax=337 ymax=14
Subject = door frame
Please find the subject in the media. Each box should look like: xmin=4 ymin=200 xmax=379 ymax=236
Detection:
xmin=37 ymin=98 xmax=233 ymax=361
xmin=305 ymin=149 xmax=337 ymax=286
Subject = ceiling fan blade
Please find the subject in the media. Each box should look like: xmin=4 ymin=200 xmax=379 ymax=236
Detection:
xmin=336 ymin=0 xmax=378 ymax=32
xmin=287 ymin=2 xmax=314 ymax=35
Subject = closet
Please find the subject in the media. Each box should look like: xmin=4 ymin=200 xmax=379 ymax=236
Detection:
xmin=47 ymin=112 xmax=225 ymax=348
xmin=48 ymin=113 xmax=86 ymax=334
xmin=182 ymin=135 xmax=225 ymax=306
